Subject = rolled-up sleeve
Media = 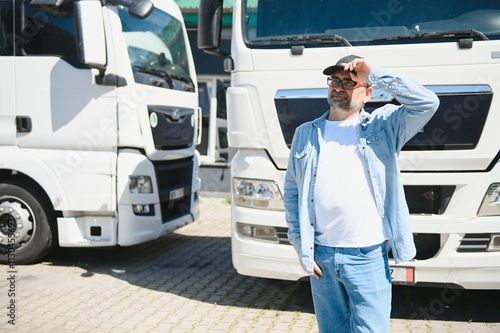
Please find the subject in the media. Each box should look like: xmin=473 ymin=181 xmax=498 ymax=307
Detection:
xmin=367 ymin=67 xmax=440 ymax=150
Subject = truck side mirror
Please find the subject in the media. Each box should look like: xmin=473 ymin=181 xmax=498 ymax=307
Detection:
xmin=198 ymin=0 xmax=226 ymax=57
xmin=128 ymin=0 xmax=153 ymax=18
xmin=74 ymin=0 xmax=107 ymax=69
xmin=105 ymin=0 xmax=153 ymax=19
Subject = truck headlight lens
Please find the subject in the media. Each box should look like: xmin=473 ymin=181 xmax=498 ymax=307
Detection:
xmin=477 ymin=183 xmax=500 ymax=216
xmin=129 ymin=176 xmax=153 ymax=194
xmin=487 ymin=235 xmax=500 ymax=251
xmin=233 ymin=178 xmax=284 ymax=211
xmin=237 ymin=223 xmax=279 ymax=243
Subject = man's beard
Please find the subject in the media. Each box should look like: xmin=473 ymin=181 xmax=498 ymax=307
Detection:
xmin=328 ymin=92 xmax=363 ymax=112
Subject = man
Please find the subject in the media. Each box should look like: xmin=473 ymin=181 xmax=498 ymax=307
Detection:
xmin=284 ymin=55 xmax=439 ymax=332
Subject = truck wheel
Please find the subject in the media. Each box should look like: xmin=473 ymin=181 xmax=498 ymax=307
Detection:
xmin=0 ymin=181 xmax=56 ymax=264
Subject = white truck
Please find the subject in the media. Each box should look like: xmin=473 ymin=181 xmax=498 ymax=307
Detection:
xmin=0 ymin=0 xmax=201 ymax=264
xmin=198 ymin=0 xmax=500 ymax=289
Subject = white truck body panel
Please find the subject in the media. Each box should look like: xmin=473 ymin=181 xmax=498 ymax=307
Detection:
xmin=210 ymin=0 xmax=500 ymax=289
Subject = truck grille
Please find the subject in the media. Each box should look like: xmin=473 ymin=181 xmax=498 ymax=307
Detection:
xmin=148 ymin=105 xmax=194 ymax=150
xmin=275 ymin=85 xmax=492 ymax=151
xmin=404 ymin=185 xmax=455 ymax=215
xmin=153 ymin=157 xmax=193 ymax=223
xmin=387 ymin=233 xmax=441 ymax=260
xmin=457 ymin=233 xmax=491 ymax=252
xmin=412 ymin=233 xmax=441 ymax=260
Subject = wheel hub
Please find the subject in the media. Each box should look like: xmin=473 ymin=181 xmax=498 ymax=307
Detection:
xmin=0 ymin=201 xmax=33 ymax=246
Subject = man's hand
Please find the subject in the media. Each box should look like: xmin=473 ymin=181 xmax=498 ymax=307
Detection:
xmin=342 ymin=58 xmax=371 ymax=84
xmin=298 ymin=253 xmax=323 ymax=279
xmin=312 ymin=261 xmax=323 ymax=279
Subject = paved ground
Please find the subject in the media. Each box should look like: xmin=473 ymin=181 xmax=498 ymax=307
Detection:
xmin=1 ymin=195 xmax=499 ymax=333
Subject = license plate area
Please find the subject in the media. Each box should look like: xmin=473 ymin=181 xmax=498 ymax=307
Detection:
xmin=169 ymin=187 xmax=185 ymax=200
xmin=390 ymin=266 xmax=416 ymax=285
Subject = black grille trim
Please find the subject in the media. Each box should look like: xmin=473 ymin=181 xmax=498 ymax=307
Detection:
xmin=148 ymin=105 xmax=195 ymax=150
xmin=457 ymin=233 xmax=491 ymax=252
xmin=404 ymin=185 xmax=455 ymax=215
xmin=275 ymin=86 xmax=492 ymax=151
xmin=153 ymin=157 xmax=193 ymax=223
xmin=277 ymin=227 xmax=289 ymax=245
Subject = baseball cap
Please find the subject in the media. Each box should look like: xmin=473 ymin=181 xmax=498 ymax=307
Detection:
xmin=323 ymin=55 xmax=363 ymax=75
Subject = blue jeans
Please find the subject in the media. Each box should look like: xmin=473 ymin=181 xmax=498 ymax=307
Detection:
xmin=310 ymin=242 xmax=392 ymax=333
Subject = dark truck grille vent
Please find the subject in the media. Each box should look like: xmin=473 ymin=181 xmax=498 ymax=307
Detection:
xmin=389 ymin=233 xmax=441 ymax=260
xmin=275 ymin=85 xmax=492 ymax=150
xmin=457 ymin=233 xmax=491 ymax=252
xmin=277 ymin=227 xmax=289 ymax=245
xmin=153 ymin=157 xmax=193 ymax=223
xmin=149 ymin=105 xmax=194 ymax=150
xmin=404 ymin=185 xmax=455 ymax=215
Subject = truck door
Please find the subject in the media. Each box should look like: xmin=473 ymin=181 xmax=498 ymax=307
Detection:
xmin=0 ymin=0 xmax=15 ymax=145
xmin=13 ymin=0 xmax=117 ymax=211
xmin=14 ymin=1 xmax=117 ymax=148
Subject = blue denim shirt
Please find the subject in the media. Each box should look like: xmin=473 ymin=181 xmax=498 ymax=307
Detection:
xmin=284 ymin=67 xmax=440 ymax=276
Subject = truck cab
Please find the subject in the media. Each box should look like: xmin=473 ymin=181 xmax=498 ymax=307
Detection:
xmin=0 ymin=0 xmax=201 ymax=263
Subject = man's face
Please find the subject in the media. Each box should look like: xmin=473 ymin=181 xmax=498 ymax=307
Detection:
xmin=327 ymin=70 xmax=371 ymax=113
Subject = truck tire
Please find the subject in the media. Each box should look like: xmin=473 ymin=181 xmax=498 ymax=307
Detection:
xmin=0 ymin=181 xmax=56 ymax=264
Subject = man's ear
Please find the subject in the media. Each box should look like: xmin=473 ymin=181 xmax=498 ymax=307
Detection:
xmin=363 ymin=86 xmax=373 ymax=103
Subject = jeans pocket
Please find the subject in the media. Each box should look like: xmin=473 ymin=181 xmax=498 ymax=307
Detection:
xmin=357 ymin=243 xmax=384 ymax=259
xmin=314 ymin=244 xmax=336 ymax=268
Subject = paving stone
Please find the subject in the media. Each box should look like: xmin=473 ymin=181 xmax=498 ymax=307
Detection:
xmin=0 ymin=196 xmax=498 ymax=333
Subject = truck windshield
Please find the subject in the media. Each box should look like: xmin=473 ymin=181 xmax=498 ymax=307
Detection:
xmin=244 ymin=0 xmax=500 ymax=47
xmin=118 ymin=6 xmax=194 ymax=91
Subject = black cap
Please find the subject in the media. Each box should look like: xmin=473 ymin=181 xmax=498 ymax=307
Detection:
xmin=323 ymin=55 xmax=363 ymax=75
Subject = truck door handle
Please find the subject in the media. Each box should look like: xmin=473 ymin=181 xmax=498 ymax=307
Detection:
xmin=16 ymin=116 xmax=32 ymax=133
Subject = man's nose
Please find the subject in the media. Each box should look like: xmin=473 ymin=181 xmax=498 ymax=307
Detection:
xmin=334 ymin=85 xmax=345 ymax=92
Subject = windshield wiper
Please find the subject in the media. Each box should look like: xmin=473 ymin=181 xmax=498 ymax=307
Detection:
xmin=170 ymin=74 xmax=193 ymax=85
xmin=170 ymin=74 xmax=195 ymax=92
xmin=374 ymin=29 xmax=489 ymax=42
xmin=132 ymin=65 xmax=174 ymax=88
xmin=299 ymin=34 xmax=352 ymax=47
xmin=253 ymin=33 xmax=352 ymax=47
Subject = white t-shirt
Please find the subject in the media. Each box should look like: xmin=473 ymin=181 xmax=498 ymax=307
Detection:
xmin=314 ymin=116 xmax=385 ymax=247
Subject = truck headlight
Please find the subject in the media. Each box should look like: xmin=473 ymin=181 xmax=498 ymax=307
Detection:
xmin=477 ymin=183 xmax=500 ymax=216
xmin=487 ymin=235 xmax=500 ymax=251
xmin=233 ymin=178 xmax=284 ymax=211
xmin=129 ymin=176 xmax=153 ymax=194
